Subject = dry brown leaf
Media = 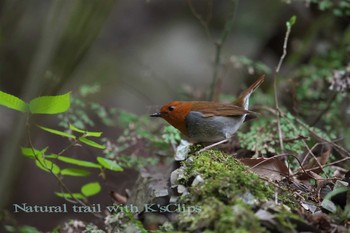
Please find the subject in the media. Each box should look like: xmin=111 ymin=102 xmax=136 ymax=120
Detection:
xmin=240 ymin=157 xmax=289 ymax=181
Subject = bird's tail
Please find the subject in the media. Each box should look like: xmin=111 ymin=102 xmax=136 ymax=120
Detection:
xmin=234 ymin=75 xmax=265 ymax=109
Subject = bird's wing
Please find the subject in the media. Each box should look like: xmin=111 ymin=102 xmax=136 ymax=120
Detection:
xmin=191 ymin=102 xmax=252 ymax=117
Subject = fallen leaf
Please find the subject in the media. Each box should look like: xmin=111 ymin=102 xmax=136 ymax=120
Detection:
xmin=240 ymin=157 xmax=289 ymax=181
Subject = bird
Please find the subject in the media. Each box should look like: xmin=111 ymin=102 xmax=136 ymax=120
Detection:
xmin=150 ymin=75 xmax=265 ymax=151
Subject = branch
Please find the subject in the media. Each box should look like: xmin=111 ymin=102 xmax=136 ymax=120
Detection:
xmin=274 ymin=16 xmax=296 ymax=153
xmin=186 ymin=0 xmax=213 ymax=40
xmin=209 ymin=0 xmax=238 ymax=101
xmin=187 ymin=0 xmax=238 ymax=101
xmin=276 ymin=16 xmax=295 ymax=73
xmin=310 ymin=92 xmax=337 ymax=126
xmin=292 ymin=157 xmax=350 ymax=176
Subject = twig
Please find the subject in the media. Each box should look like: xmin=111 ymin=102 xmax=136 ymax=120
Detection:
xmin=186 ymin=0 xmax=239 ymax=101
xmin=300 ymin=141 xmax=328 ymax=178
xmin=292 ymin=115 xmax=350 ymax=158
xmin=274 ymin=17 xmax=295 ymax=152
xmin=246 ymin=152 xmax=345 ymax=183
xmin=186 ymin=0 xmax=212 ymax=40
xmin=274 ymin=91 xmax=284 ymax=153
xmin=274 ymin=20 xmax=294 ymax=154
xmin=279 ymin=111 xmax=329 ymax=177
xmin=276 ymin=17 xmax=294 ymax=73
xmin=292 ymin=156 xmax=350 ymax=176
xmin=57 ymin=137 xmax=80 ymax=155
xmin=205 ymin=0 xmax=213 ymax=25
xmin=209 ymin=0 xmax=238 ymax=101
xmin=310 ymin=92 xmax=337 ymax=126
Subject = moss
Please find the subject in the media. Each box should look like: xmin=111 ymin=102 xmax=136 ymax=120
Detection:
xmin=172 ymin=149 xmax=305 ymax=232
xmin=214 ymin=203 xmax=267 ymax=233
xmin=173 ymin=150 xmax=273 ymax=232
xmin=277 ymin=190 xmax=300 ymax=209
xmin=183 ymin=150 xmax=273 ymax=202
xmin=178 ymin=197 xmax=223 ymax=231
xmin=178 ymin=197 xmax=266 ymax=233
xmin=273 ymin=207 xmax=302 ymax=232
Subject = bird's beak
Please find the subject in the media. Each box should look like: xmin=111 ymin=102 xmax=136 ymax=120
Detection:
xmin=150 ymin=112 xmax=162 ymax=117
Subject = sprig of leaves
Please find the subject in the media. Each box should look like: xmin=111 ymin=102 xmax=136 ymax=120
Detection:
xmin=0 ymin=91 xmax=124 ymax=201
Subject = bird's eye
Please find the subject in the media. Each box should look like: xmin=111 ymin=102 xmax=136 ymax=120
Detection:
xmin=168 ymin=106 xmax=175 ymax=111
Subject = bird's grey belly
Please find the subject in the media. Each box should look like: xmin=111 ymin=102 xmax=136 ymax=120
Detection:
xmin=185 ymin=111 xmax=245 ymax=143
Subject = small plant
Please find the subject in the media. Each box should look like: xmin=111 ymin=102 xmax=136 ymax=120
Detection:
xmin=4 ymin=224 xmax=40 ymax=233
xmin=0 ymin=91 xmax=123 ymax=202
xmin=283 ymin=0 xmax=350 ymax=16
xmin=57 ymin=87 xmax=176 ymax=170
xmin=238 ymin=111 xmax=335 ymax=155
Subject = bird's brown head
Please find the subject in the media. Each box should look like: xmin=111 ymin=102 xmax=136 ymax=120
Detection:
xmin=150 ymin=101 xmax=192 ymax=136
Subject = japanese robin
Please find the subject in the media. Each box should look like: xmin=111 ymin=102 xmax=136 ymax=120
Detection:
xmin=151 ymin=75 xmax=265 ymax=150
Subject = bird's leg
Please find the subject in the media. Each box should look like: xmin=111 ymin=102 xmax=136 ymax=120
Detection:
xmin=197 ymin=138 xmax=229 ymax=153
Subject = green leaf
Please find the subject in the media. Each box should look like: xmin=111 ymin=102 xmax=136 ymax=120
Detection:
xmin=55 ymin=192 xmax=85 ymax=199
xmin=19 ymin=226 xmax=40 ymax=233
xmin=69 ymin=124 xmax=102 ymax=137
xmin=57 ymin=155 xmax=101 ymax=168
xmin=287 ymin=15 xmax=296 ymax=27
xmin=21 ymin=147 xmax=44 ymax=158
xmin=29 ymin=92 xmax=71 ymax=114
xmin=21 ymin=147 xmax=56 ymax=159
xmin=324 ymin=187 xmax=349 ymax=201
xmin=37 ymin=125 xmax=76 ymax=139
xmin=79 ymin=137 xmax=106 ymax=149
xmin=21 ymin=147 xmax=37 ymax=158
xmin=35 ymin=159 xmax=60 ymax=175
xmin=81 ymin=182 xmax=101 ymax=197
xmin=61 ymin=168 xmax=90 ymax=176
xmin=97 ymin=157 xmax=123 ymax=172
xmin=321 ymin=199 xmax=336 ymax=213
xmin=0 ymin=91 xmax=28 ymax=112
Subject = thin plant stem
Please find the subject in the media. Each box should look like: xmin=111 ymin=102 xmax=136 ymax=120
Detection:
xmin=187 ymin=0 xmax=213 ymax=40
xmin=292 ymin=156 xmax=350 ymax=176
xmin=210 ymin=0 xmax=238 ymax=101
xmin=310 ymin=92 xmax=337 ymax=126
xmin=274 ymin=17 xmax=295 ymax=153
xmin=186 ymin=0 xmax=238 ymax=101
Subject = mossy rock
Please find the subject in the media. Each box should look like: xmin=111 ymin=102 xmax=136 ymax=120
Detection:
xmin=168 ymin=149 xmax=307 ymax=233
